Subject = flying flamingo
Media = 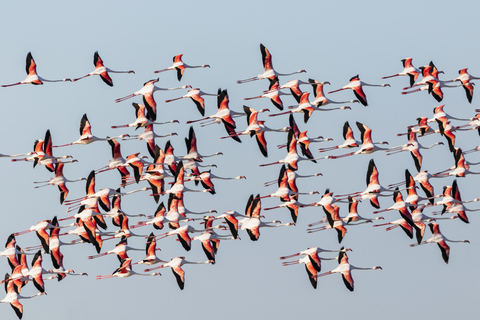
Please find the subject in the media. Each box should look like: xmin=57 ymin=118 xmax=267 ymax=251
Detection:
xmin=96 ymin=258 xmax=161 ymax=280
xmin=330 ymin=122 xmax=391 ymax=159
xmin=12 ymin=130 xmax=76 ymax=172
xmin=0 ymin=235 xmax=32 ymax=270
xmin=306 ymin=204 xmax=366 ymax=243
xmin=308 ymin=79 xmax=359 ymax=107
xmin=72 ymin=51 xmax=134 ymax=86
xmin=111 ymin=103 xmax=179 ymax=130
xmin=404 ymin=61 xmax=445 ymax=89
xmin=215 ymin=210 xmax=260 ymax=239
xmin=281 ymin=254 xmax=337 ymax=289
xmin=433 ymin=148 xmax=480 ymax=178
xmin=88 ymin=236 xmax=146 ymax=260
xmin=276 ymin=114 xmax=331 ymax=158
xmin=372 ymin=188 xmax=417 ymax=229
xmin=187 ymin=170 xmax=246 ymax=195
xmin=186 ymin=89 xmax=243 ymax=142
xmin=451 ymin=68 xmax=480 ymax=103
xmin=221 ymin=106 xmax=290 ymax=157
xmin=155 ymin=224 xmax=206 ymax=251
xmin=316 ymin=250 xmax=382 ymax=291
xmin=240 ymin=217 xmax=294 ymax=241
xmin=154 ymin=54 xmax=210 ymax=81
xmin=95 ymin=138 xmax=130 ymax=186
xmin=115 ymin=78 xmax=191 ymax=120
xmin=136 ymin=233 xmax=168 ymax=266
xmin=318 ymin=121 xmax=360 ymax=153
xmin=257 ymin=165 xmax=318 ymax=202
xmin=33 ymin=162 xmax=86 ymax=204
xmin=386 ymin=128 xmax=444 ymax=172
xmin=410 ymin=223 xmax=470 ymax=264
xmin=278 ymin=78 xmax=311 ymax=103
xmin=44 ymin=217 xmax=88 ymax=279
xmin=237 ymin=44 xmax=306 ymax=84
xmin=373 ymin=218 xmax=415 ymax=239
xmin=327 ymin=75 xmax=390 ymax=106
xmin=0 ymin=273 xmax=46 ymax=319
xmin=54 ymin=114 xmax=129 ymax=148
xmin=270 ymin=92 xmax=351 ymax=124
xmin=1 ymin=52 xmax=71 ymax=87
xmin=165 ymin=88 xmax=218 ymax=116
xmin=337 ymin=159 xmax=397 ymax=209
xmin=144 ymin=257 xmax=212 ymax=290
xmin=381 ymin=57 xmax=420 ymax=87
xmin=260 ymin=129 xmax=330 ymax=170
xmin=244 ymin=77 xmax=291 ymax=110
xmin=181 ymin=126 xmax=223 ymax=161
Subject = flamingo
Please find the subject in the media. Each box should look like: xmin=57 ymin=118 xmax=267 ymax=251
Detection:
xmin=0 ymin=273 xmax=46 ymax=319
xmin=187 ymin=170 xmax=246 ymax=195
xmin=276 ymin=114 xmax=331 ymax=158
xmin=308 ymin=79 xmax=359 ymax=107
xmin=115 ymin=78 xmax=191 ymax=120
xmin=240 ymin=217 xmax=294 ymax=241
xmin=215 ymin=210 xmax=260 ymax=239
xmin=381 ymin=58 xmax=420 ymax=87
xmin=451 ymin=68 xmax=480 ymax=103
xmin=434 ymin=148 xmax=480 ymax=178
xmin=72 ymin=51 xmax=134 ymax=86
xmin=404 ymin=62 xmax=445 ymax=89
xmin=144 ymin=257 xmax=212 ymax=290
xmin=165 ymin=88 xmax=217 ymax=116
xmin=327 ymin=75 xmax=390 ymax=106
xmin=244 ymin=77 xmax=291 ymax=110
xmin=260 ymin=129 xmax=330 ymax=170
xmin=13 ymin=219 xmax=58 ymax=254
xmin=386 ymin=128 xmax=444 ymax=172
xmin=54 ymin=114 xmax=129 ymax=148
xmin=136 ymin=233 xmax=168 ymax=266
xmin=372 ymin=188 xmax=417 ymax=229
xmin=155 ymin=224 xmax=206 ymax=251
xmin=0 ymin=235 xmax=29 ymax=270
xmin=136 ymin=145 xmax=171 ymax=201
xmin=318 ymin=121 xmax=360 ymax=153
xmin=33 ymin=162 xmax=86 ymax=204
xmin=373 ymin=218 xmax=415 ymax=239
xmin=154 ymin=54 xmax=210 ymax=81
xmin=88 ymin=236 xmax=145 ymax=260
xmin=186 ymin=89 xmax=242 ymax=142
xmin=181 ymin=126 xmax=223 ymax=161
xmin=257 ymin=165 xmax=318 ymax=202
xmin=330 ymin=122 xmax=390 ymax=159
xmin=278 ymin=78 xmax=311 ymax=103
xmin=12 ymin=130 xmax=75 ymax=172
xmin=95 ymin=138 xmax=130 ymax=186
xmin=1 ymin=52 xmax=71 ymax=87
xmin=338 ymin=159 xmax=396 ymax=209
xmin=96 ymin=258 xmax=161 ymax=279
xmin=111 ymin=103 xmax=179 ymax=130
xmin=269 ymin=92 xmax=351 ymax=123
xmin=410 ymin=223 xmax=470 ymax=264
xmin=222 ymin=106 xmax=290 ymax=157
xmin=316 ymin=250 xmax=382 ymax=291
xmin=237 ymin=44 xmax=306 ymax=84
xmin=306 ymin=204 xmax=350 ymax=243
xmin=45 ymin=217 xmax=88 ymax=279
xmin=281 ymin=254 xmax=337 ymax=289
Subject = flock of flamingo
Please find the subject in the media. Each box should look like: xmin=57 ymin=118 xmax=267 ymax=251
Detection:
xmin=0 ymin=45 xmax=478 ymax=318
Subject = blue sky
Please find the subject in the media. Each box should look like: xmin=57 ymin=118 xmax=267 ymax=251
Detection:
xmin=0 ymin=1 xmax=479 ymax=319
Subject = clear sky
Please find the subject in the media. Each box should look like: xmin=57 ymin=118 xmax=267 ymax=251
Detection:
xmin=1 ymin=1 xmax=479 ymax=319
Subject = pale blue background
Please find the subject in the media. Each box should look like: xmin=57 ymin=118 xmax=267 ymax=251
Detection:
xmin=0 ymin=1 xmax=478 ymax=319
